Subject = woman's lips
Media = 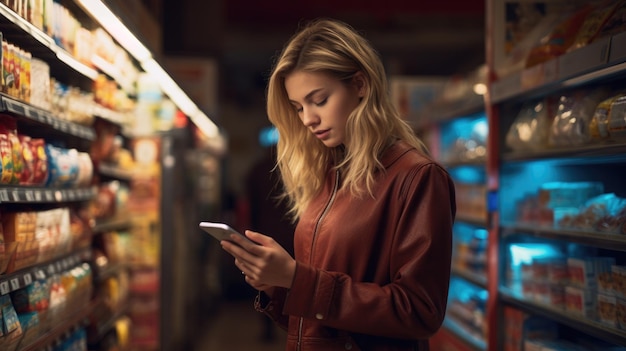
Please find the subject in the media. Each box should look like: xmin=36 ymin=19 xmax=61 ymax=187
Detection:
xmin=314 ymin=129 xmax=330 ymax=139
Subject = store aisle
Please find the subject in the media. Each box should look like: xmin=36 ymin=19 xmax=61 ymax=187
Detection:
xmin=194 ymin=298 xmax=287 ymax=351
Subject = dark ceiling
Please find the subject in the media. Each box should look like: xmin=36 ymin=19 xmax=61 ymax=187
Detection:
xmin=160 ymin=0 xmax=485 ymax=97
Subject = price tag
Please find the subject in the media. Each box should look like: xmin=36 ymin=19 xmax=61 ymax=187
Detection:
xmin=11 ymin=190 xmax=20 ymax=202
xmin=35 ymin=270 xmax=46 ymax=280
xmin=56 ymin=261 xmax=62 ymax=272
xmin=0 ymin=189 xmax=9 ymax=202
xmin=25 ymin=190 xmax=34 ymax=202
xmin=10 ymin=278 xmax=20 ymax=291
xmin=34 ymin=191 xmax=42 ymax=201
xmin=0 ymin=281 xmax=9 ymax=295
xmin=23 ymin=273 xmax=32 ymax=285
xmin=45 ymin=191 xmax=54 ymax=201
xmin=55 ymin=191 xmax=63 ymax=202
xmin=31 ymin=110 xmax=41 ymax=121
xmin=47 ymin=264 xmax=55 ymax=275
xmin=68 ymin=191 xmax=76 ymax=201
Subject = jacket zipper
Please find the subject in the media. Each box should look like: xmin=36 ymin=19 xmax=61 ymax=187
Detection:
xmin=297 ymin=169 xmax=340 ymax=351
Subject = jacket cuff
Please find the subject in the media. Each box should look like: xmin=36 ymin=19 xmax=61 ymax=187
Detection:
xmin=254 ymin=291 xmax=273 ymax=312
xmin=254 ymin=288 xmax=288 ymax=313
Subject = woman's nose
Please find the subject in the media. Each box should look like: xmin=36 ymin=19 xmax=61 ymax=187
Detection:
xmin=301 ymin=108 xmax=318 ymax=127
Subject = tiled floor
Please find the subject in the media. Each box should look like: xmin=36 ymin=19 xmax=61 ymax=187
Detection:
xmin=194 ymin=298 xmax=287 ymax=351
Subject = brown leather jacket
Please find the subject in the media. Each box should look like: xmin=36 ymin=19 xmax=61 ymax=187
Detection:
xmin=256 ymin=141 xmax=456 ymax=351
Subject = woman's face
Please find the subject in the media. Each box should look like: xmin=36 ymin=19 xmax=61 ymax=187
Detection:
xmin=285 ymin=70 xmax=364 ymax=147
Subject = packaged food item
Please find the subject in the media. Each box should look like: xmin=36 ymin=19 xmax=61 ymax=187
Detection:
xmin=597 ymin=1 xmax=626 ymax=38
xmin=613 ymin=265 xmax=626 ymax=297
xmin=539 ymin=182 xmax=604 ymax=209
xmin=16 ymin=311 xmax=39 ymax=348
xmin=29 ymin=58 xmax=51 ymax=111
xmin=598 ymin=293 xmax=618 ymax=327
xmin=526 ymin=4 xmax=594 ymax=67
xmin=45 ymin=145 xmax=79 ymax=188
xmin=75 ymin=151 xmax=93 ymax=187
xmin=568 ymin=0 xmax=622 ymax=52
xmin=10 ymin=279 xmax=50 ymax=313
xmin=1 ymin=116 xmax=23 ymax=185
xmin=2 ymin=211 xmax=38 ymax=272
xmin=18 ymin=135 xmax=34 ymax=185
xmin=505 ymin=99 xmax=551 ymax=152
xmin=497 ymin=11 xmax=569 ymax=78
xmin=617 ymin=297 xmax=626 ymax=329
xmin=589 ymin=93 xmax=626 ymax=140
xmin=0 ymin=124 xmax=14 ymax=184
xmin=30 ymin=138 xmax=48 ymax=185
xmin=606 ymin=94 xmax=626 ymax=140
xmin=548 ymin=89 xmax=611 ymax=147
xmin=0 ymin=294 xmax=23 ymax=345
xmin=567 ymin=256 xmax=615 ymax=289
xmin=565 ymin=285 xmax=596 ymax=318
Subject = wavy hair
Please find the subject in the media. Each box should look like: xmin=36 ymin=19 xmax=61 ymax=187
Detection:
xmin=267 ymin=18 xmax=428 ymax=220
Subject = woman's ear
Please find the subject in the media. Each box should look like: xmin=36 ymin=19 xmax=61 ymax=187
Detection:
xmin=352 ymin=71 xmax=367 ymax=98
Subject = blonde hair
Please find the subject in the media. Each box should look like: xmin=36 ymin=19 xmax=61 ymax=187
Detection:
xmin=267 ymin=18 xmax=428 ymax=220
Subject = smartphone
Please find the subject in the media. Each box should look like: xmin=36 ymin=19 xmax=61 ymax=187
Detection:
xmin=199 ymin=222 xmax=257 ymax=245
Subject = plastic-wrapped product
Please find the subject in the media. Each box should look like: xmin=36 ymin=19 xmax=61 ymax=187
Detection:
xmin=568 ymin=0 xmax=622 ymax=52
xmin=549 ymin=89 xmax=610 ymax=147
xmin=506 ymin=99 xmax=551 ymax=151
xmin=589 ymin=93 xmax=626 ymax=141
xmin=597 ymin=0 xmax=626 ymax=38
xmin=607 ymin=95 xmax=626 ymax=140
xmin=526 ymin=4 xmax=594 ymax=67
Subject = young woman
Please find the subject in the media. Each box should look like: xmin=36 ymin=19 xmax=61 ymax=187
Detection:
xmin=221 ymin=18 xmax=456 ymax=351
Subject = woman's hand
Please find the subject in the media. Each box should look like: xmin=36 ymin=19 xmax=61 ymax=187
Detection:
xmin=221 ymin=230 xmax=296 ymax=291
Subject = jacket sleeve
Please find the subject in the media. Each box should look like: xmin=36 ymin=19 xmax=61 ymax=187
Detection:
xmin=281 ymin=163 xmax=456 ymax=339
xmin=255 ymin=288 xmax=290 ymax=330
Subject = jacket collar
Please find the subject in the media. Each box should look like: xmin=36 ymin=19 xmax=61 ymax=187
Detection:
xmin=381 ymin=140 xmax=412 ymax=168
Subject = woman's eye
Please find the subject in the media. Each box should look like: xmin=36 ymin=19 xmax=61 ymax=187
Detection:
xmin=315 ymin=98 xmax=328 ymax=107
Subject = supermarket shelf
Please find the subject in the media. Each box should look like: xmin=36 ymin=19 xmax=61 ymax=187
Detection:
xmin=492 ymin=33 xmax=626 ymax=104
xmin=0 ymin=3 xmax=97 ymax=80
xmin=0 ymin=186 xmax=97 ymax=204
xmin=87 ymin=300 xmax=130 ymax=345
xmin=503 ymin=142 xmax=626 ymax=163
xmin=98 ymin=164 xmax=134 ymax=182
xmin=451 ymin=266 xmax=488 ymax=289
xmin=500 ymin=287 xmax=626 ymax=347
xmin=0 ymin=94 xmax=96 ymax=141
xmin=93 ymin=216 xmax=133 ymax=233
xmin=91 ymin=54 xmax=136 ymax=96
xmin=502 ymin=223 xmax=626 ymax=252
xmin=94 ymin=262 xmax=128 ymax=282
xmin=19 ymin=298 xmax=98 ymax=351
xmin=442 ymin=317 xmax=487 ymax=351
xmin=0 ymin=248 xmax=92 ymax=296
xmin=413 ymin=96 xmax=485 ymax=126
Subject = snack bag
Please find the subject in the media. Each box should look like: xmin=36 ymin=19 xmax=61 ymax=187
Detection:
xmin=549 ymin=88 xmax=610 ymax=147
xmin=0 ymin=116 xmax=23 ymax=184
xmin=589 ymin=93 xmax=626 ymax=140
xmin=526 ymin=4 xmax=594 ymax=67
xmin=18 ymin=135 xmax=34 ymax=185
xmin=0 ymin=125 xmax=14 ymax=184
xmin=30 ymin=138 xmax=48 ymax=185
xmin=568 ymin=0 xmax=622 ymax=52
xmin=597 ymin=0 xmax=626 ymax=38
